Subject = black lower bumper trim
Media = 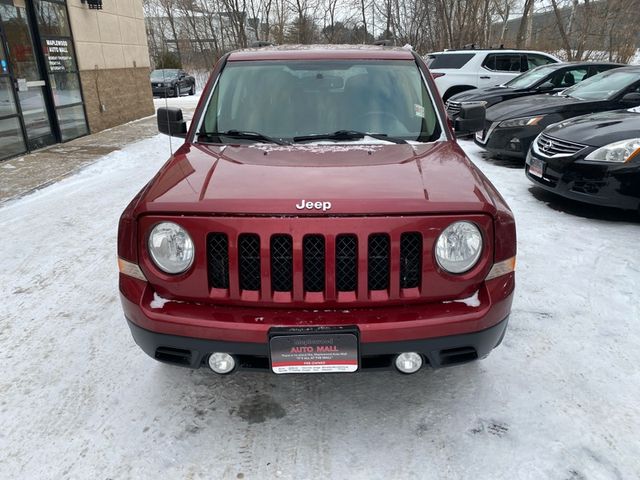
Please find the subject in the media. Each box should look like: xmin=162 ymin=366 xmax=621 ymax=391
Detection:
xmin=126 ymin=316 xmax=509 ymax=372
xmin=525 ymin=155 xmax=640 ymax=211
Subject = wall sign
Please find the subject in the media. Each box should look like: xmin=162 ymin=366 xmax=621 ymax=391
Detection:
xmin=44 ymin=39 xmax=73 ymax=73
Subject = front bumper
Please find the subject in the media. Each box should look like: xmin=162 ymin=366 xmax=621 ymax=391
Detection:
xmin=525 ymin=149 xmax=640 ymax=211
xmin=476 ymin=123 xmax=543 ymax=159
xmin=151 ymin=85 xmax=175 ymax=96
xmin=121 ymin=272 xmax=515 ymax=371
xmin=127 ymin=315 xmax=509 ymax=371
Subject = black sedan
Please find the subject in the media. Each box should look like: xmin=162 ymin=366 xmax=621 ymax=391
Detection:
xmin=150 ymin=69 xmax=196 ymax=97
xmin=476 ymin=66 xmax=640 ymax=160
xmin=525 ymin=107 xmax=640 ymax=211
xmin=446 ymin=61 xmax=624 ymax=118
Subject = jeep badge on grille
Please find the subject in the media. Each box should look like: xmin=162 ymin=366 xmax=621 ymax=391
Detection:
xmin=295 ymin=200 xmax=332 ymax=211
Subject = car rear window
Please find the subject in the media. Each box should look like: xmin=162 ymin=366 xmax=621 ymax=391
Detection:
xmin=426 ymin=53 xmax=475 ymax=69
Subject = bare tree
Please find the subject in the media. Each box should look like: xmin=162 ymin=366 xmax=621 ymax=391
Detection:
xmin=515 ymin=0 xmax=534 ymax=48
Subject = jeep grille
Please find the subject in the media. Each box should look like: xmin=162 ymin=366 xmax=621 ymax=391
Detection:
xmin=206 ymin=231 xmax=424 ymax=300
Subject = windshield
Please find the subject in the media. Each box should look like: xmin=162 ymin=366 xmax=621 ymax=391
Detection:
xmin=505 ymin=64 xmax=558 ymax=89
xmin=199 ymin=60 xmax=441 ymax=144
xmin=562 ymin=69 xmax=639 ymax=100
xmin=150 ymin=69 xmax=179 ymax=80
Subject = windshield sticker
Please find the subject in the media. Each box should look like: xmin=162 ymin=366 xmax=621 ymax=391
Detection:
xmin=415 ymin=104 xmax=425 ymax=118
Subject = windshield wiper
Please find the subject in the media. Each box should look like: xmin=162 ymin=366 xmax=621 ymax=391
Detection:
xmin=293 ymin=130 xmax=407 ymax=144
xmin=198 ymin=129 xmax=289 ymax=145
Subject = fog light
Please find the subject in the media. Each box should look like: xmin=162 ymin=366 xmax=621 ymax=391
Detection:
xmin=395 ymin=352 xmax=423 ymax=374
xmin=208 ymin=353 xmax=235 ymax=374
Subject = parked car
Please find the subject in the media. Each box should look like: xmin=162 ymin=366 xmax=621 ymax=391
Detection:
xmin=426 ymin=48 xmax=560 ymax=101
xmin=476 ymin=66 xmax=640 ymax=160
xmin=446 ymin=61 xmax=625 ymax=119
xmin=118 ymin=46 xmax=516 ymax=376
xmin=525 ymin=107 xmax=640 ymax=211
xmin=150 ymin=69 xmax=196 ymax=97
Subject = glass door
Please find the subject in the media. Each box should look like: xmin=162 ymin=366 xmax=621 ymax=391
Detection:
xmin=0 ymin=0 xmax=56 ymax=150
xmin=0 ymin=24 xmax=27 ymax=160
xmin=34 ymin=0 xmax=88 ymax=141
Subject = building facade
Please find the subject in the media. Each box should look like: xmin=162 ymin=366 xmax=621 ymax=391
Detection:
xmin=0 ymin=0 xmax=154 ymax=161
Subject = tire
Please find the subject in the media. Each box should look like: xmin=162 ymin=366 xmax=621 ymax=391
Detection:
xmin=189 ymin=84 xmax=195 ymax=95
xmin=174 ymin=85 xmax=181 ymax=97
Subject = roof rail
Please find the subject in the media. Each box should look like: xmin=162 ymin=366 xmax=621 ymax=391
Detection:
xmin=444 ymin=44 xmax=513 ymax=52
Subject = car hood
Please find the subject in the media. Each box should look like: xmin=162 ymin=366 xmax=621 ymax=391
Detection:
xmin=138 ymin=141 xmax=497 ymax=216
xmin=450 ymin=86 xmax=517 ymax=103
xmin=486 ymin=94 xmax=582 ymax=122
xmin=544 ymin=108 xmax=640 ymax=147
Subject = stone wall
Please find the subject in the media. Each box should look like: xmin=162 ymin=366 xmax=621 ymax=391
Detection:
xmin=67 ymin=0 xmax=154 ymax=133
xmin=79 ymin=67 xmax=154 ymax=133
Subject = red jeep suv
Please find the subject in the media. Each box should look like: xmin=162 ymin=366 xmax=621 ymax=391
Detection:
xmin=118 ymin=46 xmax=516 ymax=375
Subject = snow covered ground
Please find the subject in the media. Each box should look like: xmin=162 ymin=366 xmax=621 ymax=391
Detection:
xmin=1 ymin=96 xmax=639 ymax=479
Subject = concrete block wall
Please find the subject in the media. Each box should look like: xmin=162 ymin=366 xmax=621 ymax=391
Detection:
xmin=67 ymin=0 xmax=154 ymax=132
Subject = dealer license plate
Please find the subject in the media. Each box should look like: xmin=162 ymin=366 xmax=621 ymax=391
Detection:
xmin=529 ymin=157 xmax=545 ymax=178
xmin=269 ymin=328 xmax=359 ymax=374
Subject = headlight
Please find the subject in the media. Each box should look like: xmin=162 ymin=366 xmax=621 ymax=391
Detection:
xmin=148 ymin=222 xmax=195 ymax=274
xmin=435 ymin=221 xmax=483 ymax=274
xmin=585 ymin=138 xmax=640 ymax=163
xmin=499 ymin=115 xmax=544 ymax=128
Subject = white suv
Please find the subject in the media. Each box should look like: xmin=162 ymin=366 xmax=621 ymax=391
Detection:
xmin=426 ymin=49 xmax=561 ymax=101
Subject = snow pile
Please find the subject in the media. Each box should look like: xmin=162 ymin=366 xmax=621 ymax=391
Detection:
xmin=444 ymin=291 xmax=480 ymax=308
xmin=150 ymin=293 xmax=171 ymax=309
xmin=248 ymin=140 xmax=388 ymax=154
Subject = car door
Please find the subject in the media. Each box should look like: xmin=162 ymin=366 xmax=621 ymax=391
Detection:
xmin=479 ymin=53 xmax=523 ymax=87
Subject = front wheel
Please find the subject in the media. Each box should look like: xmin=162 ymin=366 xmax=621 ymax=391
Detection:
xmin=189 ymin=84 xmax=195 ymax=95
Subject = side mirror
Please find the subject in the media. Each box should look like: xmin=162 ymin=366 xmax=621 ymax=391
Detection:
xmin=537 ymin=81 xmax=555 ymax=91
xmin=621 ymin=92 xmax=640 ymax=103
xmin=454 ymin=103 xmax=486 ymax=134
xmin=157 ymin=107 xmax=187 ymax=138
